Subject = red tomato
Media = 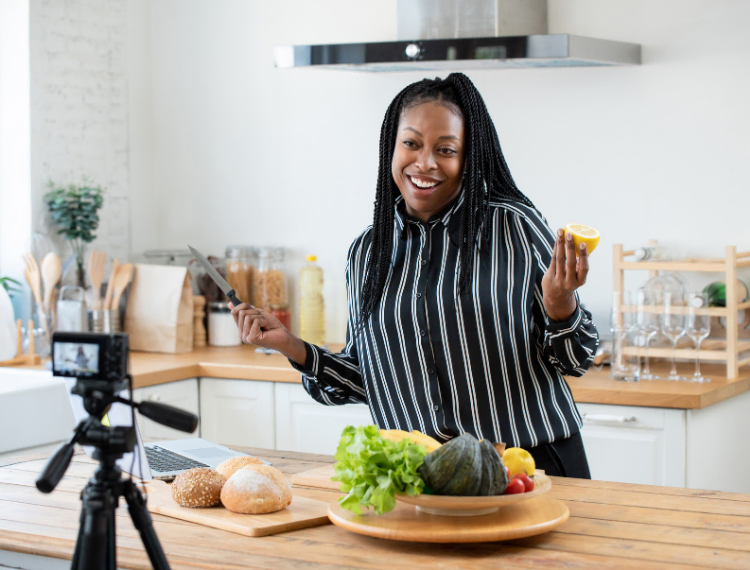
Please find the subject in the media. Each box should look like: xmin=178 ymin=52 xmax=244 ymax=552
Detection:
xmin=515 ymin=473 xmax=535 ymax=492
xmin=504 ymin=477 xmax=525 ymax=494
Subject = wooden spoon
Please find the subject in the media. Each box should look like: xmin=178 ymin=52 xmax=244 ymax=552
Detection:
xmin=41 ymin=253 xmax=61 ymax=312
xmin=88 ymin=250 xmax=107 ymax=310
xmin=103 ymin=258 xmax=120 ymax=311
xmin=110 ymin=263 xmax=134 ymax=313
xmin=22 ymin=253 xmax=43 ymax=308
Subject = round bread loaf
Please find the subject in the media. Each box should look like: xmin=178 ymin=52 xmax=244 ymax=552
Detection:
xmin=215 ymin=455 xmax=264 ymax=480
xmin=171 ymin=468 xmax=226 ymax=508
xmin=220 ymin=464 xmax=292 ymax=514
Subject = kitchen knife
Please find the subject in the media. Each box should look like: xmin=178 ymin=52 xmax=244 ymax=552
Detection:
xmin=188 ymin=245 xmax=242 ymax=307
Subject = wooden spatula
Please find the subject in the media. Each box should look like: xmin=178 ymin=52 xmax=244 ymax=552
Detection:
xmin=22 ymin=253 xmax=43 ymax=308
xmin=41 ymin=253 xmax=61 ymax=312
xmin=88 ymin=250 xmax=107 ymax=310
xmin=103 ymin=258 xmax=120 ymax=310
xmin=110 ymin=263 xmax=134 ymax=313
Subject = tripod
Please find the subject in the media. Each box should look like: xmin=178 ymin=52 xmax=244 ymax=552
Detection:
xmin=37 ymin=382 xmax=197 ymax=569
xmin=69 ymin=433 xmax=170 ymax=570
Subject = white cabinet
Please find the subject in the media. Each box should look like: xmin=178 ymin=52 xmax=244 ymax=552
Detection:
xmin=199 ymin=378 xmax=275 ymax=449
xmin=131 ymin=379 xmax=200 ymax=441
xmin=275 ymin=382 xmax=373 ymax=455
xmin=577 ymin=403 xmax=686 ymax=487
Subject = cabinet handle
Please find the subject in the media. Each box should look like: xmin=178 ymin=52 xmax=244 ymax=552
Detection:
xmin=148 ymin=393 xmax=161 ymax=402
xmin=581 ymin=413 xmax=637 ymax=424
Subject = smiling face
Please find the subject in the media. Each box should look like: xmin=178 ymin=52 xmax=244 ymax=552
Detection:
xmin=391 ymin=101 xmax=466 ymax=223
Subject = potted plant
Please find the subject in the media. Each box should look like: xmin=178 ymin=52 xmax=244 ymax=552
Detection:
xmin=0 ymin=276 xmax=22 ymax=297
xmin=44 ymin=180 xmax=105 ymax=288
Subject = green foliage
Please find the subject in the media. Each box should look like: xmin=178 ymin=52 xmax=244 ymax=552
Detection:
xmin=44 ymin=180 xmax=105 ymax=287
xmin=45 ymin=181 xmax=104 ymax=244
xmin=332 ymin=425 xmax=426 ymax=515
xmin=0 ymin=276 xmax=22 ymax=296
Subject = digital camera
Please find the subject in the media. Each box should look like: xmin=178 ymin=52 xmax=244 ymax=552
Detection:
xmin=51 ymin=331 xmax=129 ymax=392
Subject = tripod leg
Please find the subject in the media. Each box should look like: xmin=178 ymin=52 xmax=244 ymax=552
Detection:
xmin=73 ymin=483 xmax=115 ymax=570
xmin=70 ymin=497 xmax=86 ymax=569
xmin=123 ymin=480 xmax=171 ymax=570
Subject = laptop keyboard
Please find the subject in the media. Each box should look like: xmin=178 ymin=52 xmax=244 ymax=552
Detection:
xmin=145 ymin=445 xmax=209 ymax=473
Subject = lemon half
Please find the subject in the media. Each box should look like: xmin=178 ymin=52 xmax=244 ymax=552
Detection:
xmin=564 ymin=223 xmax=600 ymax=256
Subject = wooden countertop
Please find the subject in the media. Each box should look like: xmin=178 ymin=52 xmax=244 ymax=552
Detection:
xmin=1 ymin=447 xmax=749 ymax=569
xmin=125 ymin=345 xmax=750 ymax=409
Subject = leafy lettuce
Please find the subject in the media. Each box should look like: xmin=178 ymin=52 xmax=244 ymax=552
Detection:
xmin=332 ymin=425 xmax=426 ymax=515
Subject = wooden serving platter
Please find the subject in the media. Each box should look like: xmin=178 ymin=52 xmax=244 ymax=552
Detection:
xmin=328 ymin=495 xmax=569 ymax=543
xmin=143 ymin=480 xmax=331 ymax=537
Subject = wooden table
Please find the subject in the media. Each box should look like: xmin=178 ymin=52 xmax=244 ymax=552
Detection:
xmin=1 ymin=447 xmax=749 ymax=569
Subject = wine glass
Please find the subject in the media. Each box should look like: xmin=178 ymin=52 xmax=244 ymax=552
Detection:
xmin=686 ymin=292 xmax=711 ymax=383
xmin=661 ymin=292 xmax=686 ymax=381
xmin=610 ymin=291 xmax=639 ymax=381
xmin=635 ymin=288 xmax=659 ymax=380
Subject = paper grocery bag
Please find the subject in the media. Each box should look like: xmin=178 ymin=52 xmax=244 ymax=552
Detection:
xmin=124 ymin=264 xmax=194 ymax=353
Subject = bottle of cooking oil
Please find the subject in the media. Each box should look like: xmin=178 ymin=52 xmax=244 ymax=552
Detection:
xmin=299 ymin=255 xmax=325 ymax=346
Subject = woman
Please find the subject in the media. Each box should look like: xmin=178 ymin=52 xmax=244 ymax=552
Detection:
xmin=231 ymin=73 xmax=598 ymax=478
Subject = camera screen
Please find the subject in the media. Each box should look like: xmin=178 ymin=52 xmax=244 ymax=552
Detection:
xmin=53 ymin=342 xmax=100 ymax=377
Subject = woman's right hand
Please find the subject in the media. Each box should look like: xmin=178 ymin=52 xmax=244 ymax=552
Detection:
xmin=229 ymin=303 xmax=306 ymax=365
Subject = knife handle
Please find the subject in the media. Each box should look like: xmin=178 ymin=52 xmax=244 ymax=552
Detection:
xmin=227 ymin=290 xmax=242 ymax=307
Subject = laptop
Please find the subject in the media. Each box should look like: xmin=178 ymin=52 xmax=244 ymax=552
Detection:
xmin=64 ymin=379 xmax=269 ymax=481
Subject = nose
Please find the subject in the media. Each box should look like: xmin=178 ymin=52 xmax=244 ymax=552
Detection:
xmin=414 ymin=147 xmax=437 ymax=172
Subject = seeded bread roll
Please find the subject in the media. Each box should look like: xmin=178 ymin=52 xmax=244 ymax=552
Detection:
xmin=216 ymin=456 xmax=264 ymax=480
xmin=220 ymin=464 xmax=292 ymax=514
xmin=171 ymin=468 xmax=226 ymax=508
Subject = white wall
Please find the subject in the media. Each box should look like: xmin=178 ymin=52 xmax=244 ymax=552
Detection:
xmin=129 ymin=0 xmax=750 ymax=343
xmin=30 ymin=0 xmax=131 ymax=277
xmin=0 ymin=0 xmax=31 ymax=295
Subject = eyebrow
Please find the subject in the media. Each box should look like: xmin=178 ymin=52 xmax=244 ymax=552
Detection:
xmin=403 ymin=127 xmax=460 ymax=141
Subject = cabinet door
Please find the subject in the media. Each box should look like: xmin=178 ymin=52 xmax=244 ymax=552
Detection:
xmin=275 ymin=382 xmax=373 ymax=455
xmin=199 ymin=378 xmax=275 ymax=449
xmin=131 ymin=379 xmax=200 ymax=441
xmin=577 ymin=403 xmax=686 ymax=487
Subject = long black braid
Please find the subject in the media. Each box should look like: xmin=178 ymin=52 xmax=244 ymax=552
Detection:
xmin=359 ymin=72 xmax=534 ymax=325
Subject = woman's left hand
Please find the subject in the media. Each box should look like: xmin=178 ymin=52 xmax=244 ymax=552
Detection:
xmin=541 ymin=229 xmax=589 ymax=322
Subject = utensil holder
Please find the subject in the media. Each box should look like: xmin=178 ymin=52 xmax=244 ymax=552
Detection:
xmin=88 ymin=309 xmax=120 ymax=333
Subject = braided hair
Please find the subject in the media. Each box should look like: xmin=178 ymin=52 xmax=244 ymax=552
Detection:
xmin=359 ymin=72 xmax=533 ymax=325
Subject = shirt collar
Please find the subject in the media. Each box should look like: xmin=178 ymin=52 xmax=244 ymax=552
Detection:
xmin=395 ymin=193 xmax=464 ymax=247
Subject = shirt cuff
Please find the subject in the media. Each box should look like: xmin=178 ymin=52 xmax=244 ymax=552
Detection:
xmin=545 ymin=302 xmax=583 ymax=339
xmin=288 ymin=341 xmax=322 ymax=377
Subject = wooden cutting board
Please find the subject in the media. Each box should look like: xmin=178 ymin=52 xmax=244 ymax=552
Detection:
xmin=144 ymin=480 xmax=331 ymax=537
xmin=291 ymin=464 xmax=339 ymax=491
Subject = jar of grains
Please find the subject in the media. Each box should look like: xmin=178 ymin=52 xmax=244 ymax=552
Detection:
xmin=254 ymin=247 xmax=287 ymax=311
xmin=225 ymin=245 xmax=257 ymax=305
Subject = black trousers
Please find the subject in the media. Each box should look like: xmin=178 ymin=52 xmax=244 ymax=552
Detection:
xmin=526 ymin=431 xmax=591 ymax=479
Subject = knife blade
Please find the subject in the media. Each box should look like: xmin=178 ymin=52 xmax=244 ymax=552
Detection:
xmin=188 ymin=245 xmax=242 ymax=307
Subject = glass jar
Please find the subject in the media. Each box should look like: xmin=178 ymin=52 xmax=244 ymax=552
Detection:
xmin=269 ymin=304 xmax=291 ymax=330
xmin=191 ymin=255 xmax=228 ymax=303
xmin=225 ymin=245 xmax=257 ymax=306
xmin=207 ymin=302 xmax=241 ymax=347
xmin=254 ymin=247 xmax=287 ymax=310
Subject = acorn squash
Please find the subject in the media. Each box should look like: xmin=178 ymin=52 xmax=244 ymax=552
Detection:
xmin=420 ymin=433 xmax=508 ymax=496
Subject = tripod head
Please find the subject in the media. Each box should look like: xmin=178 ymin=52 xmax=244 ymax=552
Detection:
xmin=37 ymin=332 xmax=199 ymax=493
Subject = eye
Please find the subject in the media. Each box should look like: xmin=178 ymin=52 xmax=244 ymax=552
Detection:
xmin=402 ymin=139 xmax=417 ymax=148
xmin=439 ymin=147 xmax=457 ymax=155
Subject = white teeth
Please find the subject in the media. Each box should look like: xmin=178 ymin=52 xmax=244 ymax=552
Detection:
xmin=409 ymin=176 xmax=439 ymax=189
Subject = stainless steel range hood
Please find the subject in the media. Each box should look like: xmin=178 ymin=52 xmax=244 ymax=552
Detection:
xmin=274 ymin=0 xmax=641 ymax=71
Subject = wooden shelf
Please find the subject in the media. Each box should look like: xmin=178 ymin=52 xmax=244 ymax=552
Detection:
xmin=614 ymin=243 xmax=749 ymax=379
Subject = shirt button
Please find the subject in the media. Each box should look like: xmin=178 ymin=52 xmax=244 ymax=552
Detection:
xmin=433 ymin=404 xmax=440 ymax=412
xmin=428 ymin=369 xmax=434 ymax=374
xmin=416 ymin=292 xmax=422 ymax=298
xmin=420 ymin=329 xmax=426 ymax=336
xmin=421 ymin=259 xmax=427 ymax=266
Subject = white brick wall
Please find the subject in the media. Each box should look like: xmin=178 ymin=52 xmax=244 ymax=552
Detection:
xmin=29 ymin=0 xmax=130 ymax=280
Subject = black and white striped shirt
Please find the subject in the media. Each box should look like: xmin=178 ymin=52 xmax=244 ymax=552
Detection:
xmin=291 ymin=195 xmax=599 ymax=448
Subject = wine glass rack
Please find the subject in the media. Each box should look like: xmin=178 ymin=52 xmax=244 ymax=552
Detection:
xmin=613 ymin=242 xmax=750 ymax=379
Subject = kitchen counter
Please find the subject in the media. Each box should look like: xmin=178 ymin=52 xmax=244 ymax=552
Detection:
xmin=124 ymin=345 xmax=750 ymax=409
xmin=0 ymin=447 xmax=748 ymax=569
